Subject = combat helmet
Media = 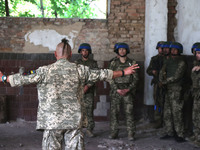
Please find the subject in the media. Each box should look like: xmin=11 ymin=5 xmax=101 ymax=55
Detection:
xmin=191 ymin=42 xmax=200 ymax=54
xmin=115 ymin=43 xmax=130 ymax=54
xmin=156 ymin=41 xmax=165 ymax=49
xmin=169 ymin=42 xmax=183 ymax=53
xmin=194 ymin=44 xmax=200 ymax=53
xmin=78 ymin=43 xmax=92 ymax=54
xmin=113 ymin=43 xmax=119 ymax=53
xmin=162 ymin=41 xmax=172 ymax=48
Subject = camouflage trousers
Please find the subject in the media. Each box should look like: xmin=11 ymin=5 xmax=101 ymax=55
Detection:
xmin=42 ymin=129 xmax=84 ymax=150
xmin=192 ymin=89 xmax=200 ymax=141
xmin=110 ymin=92 xmax=135 ymax=136
xmin=81 ymin=93 xmax=95 ymax=131
xmin=153 ymin=84 xmax=165 ymax=122
xmin=163 ymin=86 xmax=184 ymax=137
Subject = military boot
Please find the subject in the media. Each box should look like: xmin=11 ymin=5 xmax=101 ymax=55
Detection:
xmin=160 ymin=134 xmax=173 ymax=140
xmin=128 ymin=134 xmax=135 ymax=141
xmin=194 ymin=135 xmax=200 ymax=147
xmin=128 ymin=131 xmax=135 ymax=141
xmin=188 ymin=135 xmax=196 ymax=142
xmin=193 ymin=141 xmax=200 ymax=148
xmin=108 ymin=131 xmax=118 ymax=139
xmin=175 ymin=136 xmax=186 ymax=143
xmin=86 ymin=130 xmax=94 ymax=138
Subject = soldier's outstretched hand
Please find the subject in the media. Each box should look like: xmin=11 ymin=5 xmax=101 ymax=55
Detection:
xmin=124 ymin=64 xmax=139 ymax=75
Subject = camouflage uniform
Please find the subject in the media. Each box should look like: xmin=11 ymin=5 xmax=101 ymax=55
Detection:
xmin=159 ymin=56 xmax=187 ymax=138
xmin=8 ymin=58 xmax=113 ymax=150
xmin=75 ymin=58 xmax=98 ymax=132
xmin=191 ymin=60 xmax=200 ymax=142
xmin=109 ymin=57 xmax=138 ymax=138
xmin=146 ymin=54 xmax=164 ymax=124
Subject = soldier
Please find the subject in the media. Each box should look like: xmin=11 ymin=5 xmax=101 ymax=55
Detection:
xmin=108 ymin=43 xmax=139 ymax=141
xmin=158 ymin=41 xmax=172 ymax=121
xmin=146 ymin=41 xmax=165 ymax=128
xmin=190 ymin=44 xmax=200 ymax=147
xmin=159 ymin=42 xmax=187 ymax=143
xmin=162 ymin=41 xmax=171 ymax=60
xmin=191 ymin=42 xmax=200 ymax=55
xmin=0 ymin=38 xmax=139 ymax=150
xmin=75 ymin=43 xmax=98 ymax=137
xmin=109 ymin=43 xmax=120 ymax=63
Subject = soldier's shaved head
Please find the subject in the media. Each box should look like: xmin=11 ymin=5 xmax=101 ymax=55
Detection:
xmin=55 ymin=38 xmax=72 ymax=60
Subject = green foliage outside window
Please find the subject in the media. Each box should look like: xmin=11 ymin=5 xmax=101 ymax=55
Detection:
xmin=0 ymin=0 xmax=106 ymax=18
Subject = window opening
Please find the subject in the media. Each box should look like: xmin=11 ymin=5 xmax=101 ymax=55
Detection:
xmin=0 ymin=0 xmax=107 ymax=19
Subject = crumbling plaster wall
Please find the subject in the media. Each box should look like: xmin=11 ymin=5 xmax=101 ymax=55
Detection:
xmin=0 ymin=0 xmax=145 ymax=65
xmin=0 ymin=18 xmax=111 ymax=66
xmin=24 ymin=22 xmax=85 ymax=53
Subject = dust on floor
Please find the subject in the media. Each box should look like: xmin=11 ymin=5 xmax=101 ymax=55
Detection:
xmin=0 ymin=120 xmax=199 ymax=150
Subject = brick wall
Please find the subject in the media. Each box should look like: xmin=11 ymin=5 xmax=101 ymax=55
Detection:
xmin=0 ymin=53 xmax=56 ymax=121
xmin=0 ymin=18 xmax=109 ymax=54
xmin=108 ymin=0 xmax=145 ymax=54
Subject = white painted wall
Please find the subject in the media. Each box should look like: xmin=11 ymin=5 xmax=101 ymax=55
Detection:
xmin=175 ymin=0 xmax=200 ymax=55
xmin=144 ymin=0 xmax=168 ymax=105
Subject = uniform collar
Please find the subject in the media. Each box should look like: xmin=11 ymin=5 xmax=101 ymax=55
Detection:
xmin=57 ymin=58 xmax=68 ymax=62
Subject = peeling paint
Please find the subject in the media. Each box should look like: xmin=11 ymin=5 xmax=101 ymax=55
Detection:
xmin=25 ymin=29 xmax=77 ymax=51
xmin=23 ymin=22 xmax=85 ymax=53
xmin=176 ymin=0 xmax=200 ymax=55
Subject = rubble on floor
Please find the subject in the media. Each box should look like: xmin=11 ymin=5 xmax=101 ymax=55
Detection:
xmin=0 ymin=119 xmax=199 ymax=150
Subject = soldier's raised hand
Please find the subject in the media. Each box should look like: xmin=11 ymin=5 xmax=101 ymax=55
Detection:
xmin=124 ymin=64 xmax=139 ymax=75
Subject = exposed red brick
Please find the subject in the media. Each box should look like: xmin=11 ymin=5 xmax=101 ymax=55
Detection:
xmin=0 ymin=48 xmax=12 ymax=51
xmin=112 ymin=1 xmax=121 ymax=5
xmin=167 ymin=0 xmax=177 ymax=41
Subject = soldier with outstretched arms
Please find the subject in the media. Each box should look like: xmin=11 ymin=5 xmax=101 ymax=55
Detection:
xmin=0 ymin=38 xmax=139 ymax=150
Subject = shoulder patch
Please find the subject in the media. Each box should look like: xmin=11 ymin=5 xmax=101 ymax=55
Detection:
xmin=23 ymin=70 xmax=36 ymax=76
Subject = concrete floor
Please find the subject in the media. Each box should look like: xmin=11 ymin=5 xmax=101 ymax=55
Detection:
xmin=0 ymin=120 xmax=199 ymax=150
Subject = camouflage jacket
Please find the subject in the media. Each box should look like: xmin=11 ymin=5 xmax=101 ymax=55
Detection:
xmin=9 ymin=58 xmax=113 ymax=130
xmin=146 ymin=54 xmax=163 ymax=85
xmin=159 ymin=56 xmax=187 ymax=87
xmin=75 ymin=58 xmax=98 ymax=92
xmin=108 ymin=57 xmax=138 ymax=92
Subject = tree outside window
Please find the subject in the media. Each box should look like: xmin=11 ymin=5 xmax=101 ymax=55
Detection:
xmin=0 ymin=0 xmax=106 ymax=19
